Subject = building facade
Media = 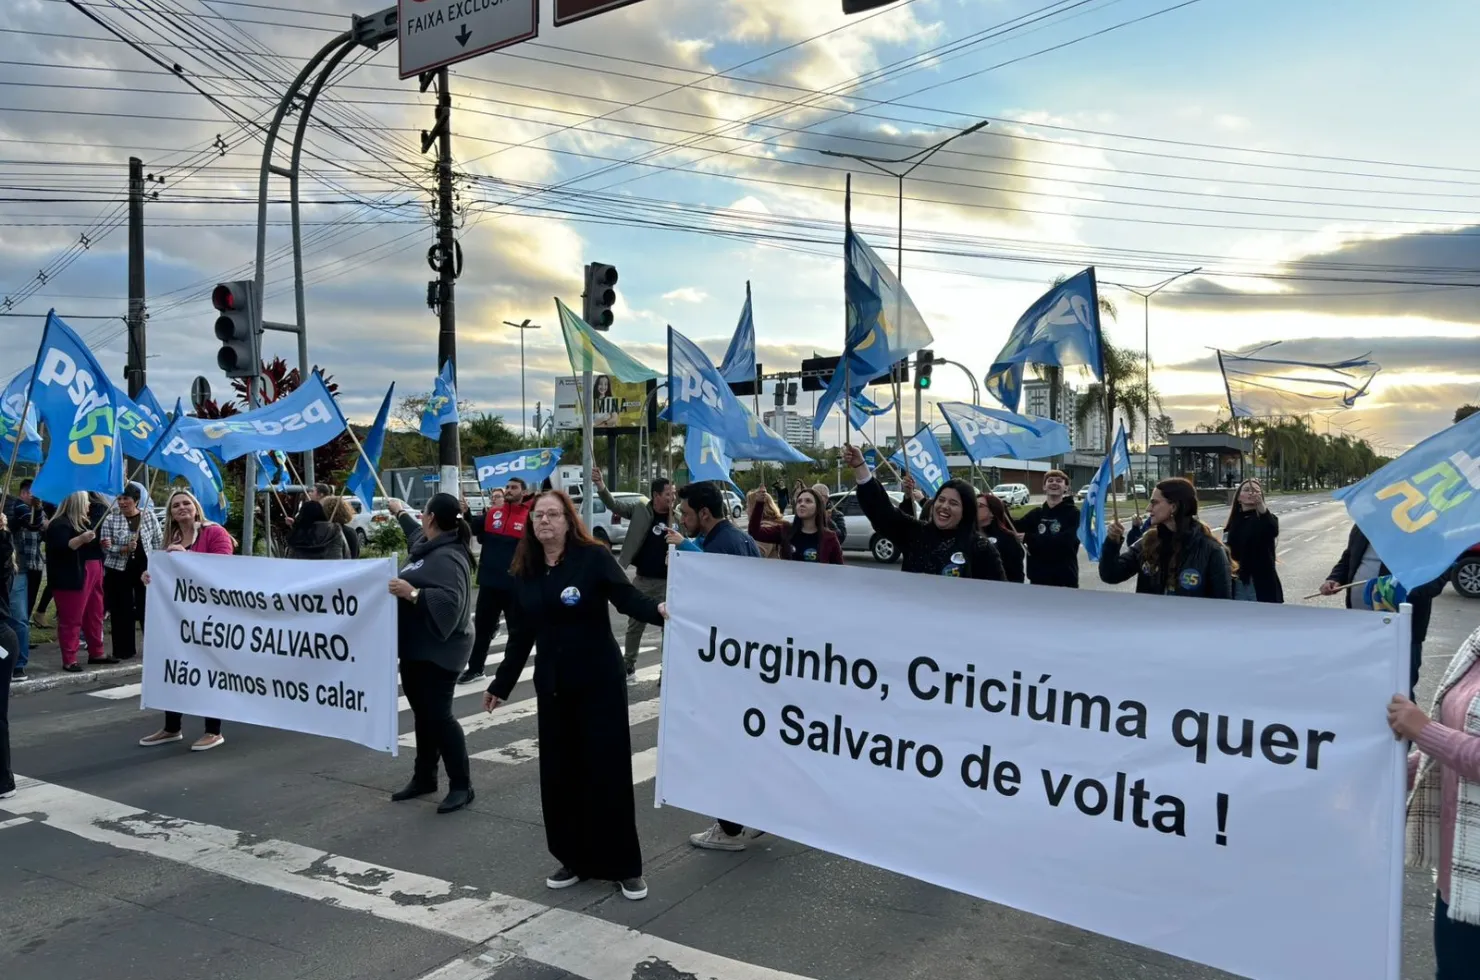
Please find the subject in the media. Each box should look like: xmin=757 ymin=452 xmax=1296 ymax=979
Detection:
xmin=763 ymin=409 xmax=817 ymax=449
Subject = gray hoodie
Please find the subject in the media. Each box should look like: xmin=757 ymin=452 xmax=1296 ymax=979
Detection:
xmin=394 ymin=513 xmax=473 ymax=674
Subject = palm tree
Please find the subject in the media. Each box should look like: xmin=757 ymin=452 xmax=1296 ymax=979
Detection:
xmin=1073 ymin=344 xmax=1164 ymax=452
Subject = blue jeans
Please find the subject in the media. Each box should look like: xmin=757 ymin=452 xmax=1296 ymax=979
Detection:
xmin=1233 ymin=579 xmax=1257 ymax=602
xmin=4 ymin=575 xmax=27 ymax=671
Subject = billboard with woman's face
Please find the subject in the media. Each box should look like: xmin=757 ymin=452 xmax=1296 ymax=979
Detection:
xmin=554 ymin=376 xmax=655 ymax=431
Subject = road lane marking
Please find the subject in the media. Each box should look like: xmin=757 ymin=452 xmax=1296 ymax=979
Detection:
xmin=470 ymin=698 xmax=661 ymax=768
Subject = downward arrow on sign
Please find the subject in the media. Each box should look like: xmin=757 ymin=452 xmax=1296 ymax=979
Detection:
xmin=455 ymin=25 xmax=472 ymax=46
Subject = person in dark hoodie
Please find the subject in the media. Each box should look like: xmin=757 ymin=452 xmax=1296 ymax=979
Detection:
xmin=387 ymin=494 xmax=475 ymax=814
xmin=461 ymin=477 xmax=531 ymax=684
xmin=1223 ymin=479 xmax=1282 ymax=603
xmin=1100 ymin=478 xmax=1232 ymax=600
xmin=842 ymin=445 xmax=1005 ymax=581
xmin=978 ymin=491 xmax=1026 ymax=584
xmin=286 ymin=500 xmax=347 ymax=560
xmin=1019 ymin=469 xmax=1081 ymax=588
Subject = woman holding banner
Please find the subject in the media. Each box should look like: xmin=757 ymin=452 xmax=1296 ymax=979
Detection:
xmin=1390 ymin=626 xmax=1480 ymax=974
xmin=483 ymin=489 xmax=667 ymax=901
xmin=386 ymin=494 xmax=475 ymax=814
xmin=842 ymin=445 xmax=1004 ymax=581
xmin=1100 ymin=478 xmax=1232 ymax=600
xmin=138 ymin=489 xmax=234 ymax=751
xmin=45 ymin=492 xmax=103 ymax=673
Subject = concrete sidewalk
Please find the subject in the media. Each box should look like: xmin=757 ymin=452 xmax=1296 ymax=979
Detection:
xmin=11 ymin=627 xmax=143 ymax=697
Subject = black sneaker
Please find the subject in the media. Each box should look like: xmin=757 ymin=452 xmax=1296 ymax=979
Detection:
xmin=63 ymin=663 xmax=82 ymax=673
xmin=620 ymin=877 xmax=648 ymax=901
xmin=545 ymin=866 xmax=582 ymax=890
xmin=11 ymin=668 xmax=25 ymax=680
xmin=457 ymin=667 xmax=484 ymax=685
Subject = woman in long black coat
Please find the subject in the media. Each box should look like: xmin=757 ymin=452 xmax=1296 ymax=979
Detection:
xmin=1223 ymin=479 xmax=1282 ymax=603
xmin=483 ymin=489 xmax=666 ymax=901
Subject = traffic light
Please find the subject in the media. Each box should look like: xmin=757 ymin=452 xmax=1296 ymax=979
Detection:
xmin=583 ymin=262 xmax=618 ymax=330
xmin=915 ymin=349 xmax=935 ymax=390
xmin=787 ymin=382 xmax=798 ymax=406
xmin=212 ymin=280 xmax=260 ymax=379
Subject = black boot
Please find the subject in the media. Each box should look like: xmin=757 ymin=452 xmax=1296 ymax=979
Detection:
xmin=437 ymin=787 xmax=475 ymax=814
xmin=390 ymin=778 xmax=437 ymax=802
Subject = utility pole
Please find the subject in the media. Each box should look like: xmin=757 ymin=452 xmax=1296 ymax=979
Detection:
xmin=423 ymin=66 xmax=461 ymax=497
xmin=125 ymin=156 xmax=146 ymax=399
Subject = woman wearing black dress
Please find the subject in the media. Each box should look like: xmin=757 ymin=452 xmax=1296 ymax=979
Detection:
xmin=1223 ymin=479 xmax=1282 ymax=603
xmin=482 ymin=489 xmax=666 ymax=901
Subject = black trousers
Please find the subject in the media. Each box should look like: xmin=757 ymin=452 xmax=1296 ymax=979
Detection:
xmin=400 ymin=659 xmax=470 ymax=790
xmin=34 ymin=581 xmax=51 ymax=617
xmin=1436 ymin=893 xmax=1480 ymax=978
xmin=1 ymin=622 xmax=15 ymax=793
xmin=25 ymin=570 xmax=41 ymax=618
xmin=104 ymin=564 xmax=146 ymax=660
xmin=164 ymin=713 xmax=221 ymax=736
xmin=467 ymin=586 xmax=511 ymax=674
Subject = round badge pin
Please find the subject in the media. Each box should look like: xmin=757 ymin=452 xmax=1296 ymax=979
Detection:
xmin=560 ymin=586 xmax=581 ymax=606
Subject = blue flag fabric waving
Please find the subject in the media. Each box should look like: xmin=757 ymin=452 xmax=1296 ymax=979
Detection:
xmin=1 ymin=366 xmax=43 ymax=465
xmin=1332 ymin=412 xmax=1480 ymax=589
xmin=813 ymin=231 xmax=934 ymax=430
xmin=475 ymin=447 xmax=563 ymax=491
xmin=135 ymin=385 xmax=169 ymax=427
xmin=254 ymin=451 xmax=285 ymax=491
xmin=985 ymin=269 xmax=1105 ymax=411
xmin=28 ymin=311 xmax=126 ymax=503
xmin=172 ymin=372 xmax=347 ymax=462
xmin=419 ymin=361 xmax=459 ymax=439
xmin=347 ymin=384 xmax=394 ymax=512
xmin=684 ymin=429 xmax=741 ymax=493
xmin=149 ymin=400 xmax=228 ymax=523
xmin=887 ymin=425 xmax=950 ymax=497
xmin=668 ymin=326 xmax=809 ymax=463
xmin=1079 ymin=423 xmax=1131 ymax=562
xmin=116 ymin=391 xmax=165 ymax=461
xmin=719 ymin=286 xmax=757 ymax=386
xmin=937 ymin=402 xmax=1071 ymax=462
xmin=848 ymin=389 xmax=893 ymax=432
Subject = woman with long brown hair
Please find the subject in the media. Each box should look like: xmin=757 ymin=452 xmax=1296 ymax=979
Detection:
xmin=1100 ymin=478 xmax=1232 ymax=599
xmin=482 ymin=489 xmax=666 ymax=901
xmin=977 ymin=492 xmax=1025 ymax=583
xmin=1223 ymin=479 xmax=1282 ymax=603
xmin=745 ymin=489 xmax=787 ymax=559
xmin=749 ymin=485 xmax=843 ymax=564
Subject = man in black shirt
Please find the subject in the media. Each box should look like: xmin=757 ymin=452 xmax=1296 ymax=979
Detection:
xmin=1021 ymin=469 xmax=1082 ymax=588
xmin=595 ymin=468 xmax=676 ymax=683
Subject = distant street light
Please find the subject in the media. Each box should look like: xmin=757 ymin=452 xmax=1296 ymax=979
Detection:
xmin=503 ymin=319 xmax=543 ymax=435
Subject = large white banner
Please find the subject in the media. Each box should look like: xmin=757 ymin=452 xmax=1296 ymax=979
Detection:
xmin=143 ymin=552 xmax=400 ymax=754
xmin=658 ymin=553 xmax=1408 ymax=980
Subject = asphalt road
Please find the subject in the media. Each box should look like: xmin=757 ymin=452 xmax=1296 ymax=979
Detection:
xmin=3 ymin=494 xmax=1476 ymax=980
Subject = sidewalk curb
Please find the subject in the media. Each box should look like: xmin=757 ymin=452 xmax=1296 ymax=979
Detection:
xmin=12 ymin=662 xmax=142 ymax=698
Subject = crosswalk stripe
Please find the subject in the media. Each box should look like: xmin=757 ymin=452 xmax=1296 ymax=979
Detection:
xmin=400 ymin=664 xmax=663 ymax=747
xmin=0 ymin=816 xmax=30 ymax=832
xmin=470 ymin=697 xmax=662 ymax=766
xmin=3 ymin=777 xmax=814 ymax=980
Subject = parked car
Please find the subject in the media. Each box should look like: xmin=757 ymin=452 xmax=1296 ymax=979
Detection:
xmin=342 ymin=496 xmax=420 ymax=547
xmin=1075 ymin=485 xmax=1092 ymax=502
xmin=1451 ymin=544 xmax=1480 ymax=599
xmin=723 ymin=489 xmax=745 ymax=519
xmin=605 ymin=492 xmax=645 ymax=548
xmin=991 ymin=483 xmax=1029 ymax=507
xmin=829 ymin=488 xmax=907 ymax=564
xmin=1132 ymin=484 xmax=1147 ymax=497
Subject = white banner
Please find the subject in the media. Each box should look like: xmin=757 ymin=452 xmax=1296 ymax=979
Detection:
xmin=143 ymin=552 xmax=400 ymax=754
xmin=658 ymin=553 xmax=1408 ymax=980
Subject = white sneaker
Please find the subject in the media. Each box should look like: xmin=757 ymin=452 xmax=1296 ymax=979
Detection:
xmin=625 ymin=671 xmax=636 ymax=686
xmin=689 ymin=822 xmax=747 ymax=851
xmin=138 ymin=730 xmax=183 ymax=747
xmin=0 ymin=788 xmax=15 ymax=800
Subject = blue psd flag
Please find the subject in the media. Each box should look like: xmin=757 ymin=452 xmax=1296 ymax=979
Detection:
xmin=475 ymin=447 xmax=563 ymax=491
xmin=813 ymin=231 xmax=934 ymax=429
xmin=668 ymin=326 xmax=809 ymax=463
xmin=886 ymin=425 xmax=950 ymax=497
xmin=985 ymin=268 xmax=1105 ymax=411
xmin=347 ymin=383 xmax=394 ymax=512
xmin=28 ymin=311 xmax=126 ymax=502
xmin=419 ymin=361 xmax=459 ymax=439
xmin=685 ymin=429 xmax=741 ymax=494
xmin=1 ymin=366 xmax=43 ymax=465
xmin=1333 ymin=412 xmax=1480 ymax=589
xmin=173 ymin=371 xmax=348 ymax=462
xmin=719 ymin=286 xmax=757 ymax=385
xmin=847 ymin=389 xmax=893 ymax=432
xmin=116 ymin=391 xmax=165 ymax=461
xmin=254 ymin=451 xmax=284 ymax=491
xmin=150 ymin=399 xmax=229 ymax=523
xmin=135 ymin=385 xmax=170 ymax=427
xmin=937 ymin=402 xmax=1071 ymax=462
xmin=1079 ymin=423 xmax=1131 ymax=562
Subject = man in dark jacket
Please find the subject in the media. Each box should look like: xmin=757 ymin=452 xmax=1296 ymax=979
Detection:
xmin=595 ymin=466 xmax=675 ymax=681
xmin=1320 ymin=523 xmax=1445 ymax=693
xmin=461 ymin=477 xmax=531 ymax=683
xmin=1020 ymin=470 xmax=1081 ymax=588
xmin=678 ymin=482 xmax=760 ymax=558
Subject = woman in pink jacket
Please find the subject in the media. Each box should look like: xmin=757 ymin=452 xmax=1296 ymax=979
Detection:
xmin=138 ymin=490 xmax=236 ymax=752
xmin=1390 ymin=624 xmax=1480 ymax=976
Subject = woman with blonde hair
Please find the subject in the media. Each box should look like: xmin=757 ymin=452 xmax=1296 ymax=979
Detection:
xmin=749 ymin=485 xmax=843 ymax=564
xmin=1100 ymin=478 xmax=1232 ymax=599
xmin=138 ymin=488 xmax=235 ymax=751
xmin=323 ymin=495 xmax=361 ymax=559
xmin=745 ymin=489 xmax=786 ymax=559
xmin=44 ymin=491 xmax=103 ymax=672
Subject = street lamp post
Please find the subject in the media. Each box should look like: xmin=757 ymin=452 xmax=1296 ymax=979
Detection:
xmin=818 ymin=120 xmax=989 ymax=435
xmin=503 ymin=319 xmax=542 ymax=436
xmin=1106 ymin=267 xmax=1202 ymax=433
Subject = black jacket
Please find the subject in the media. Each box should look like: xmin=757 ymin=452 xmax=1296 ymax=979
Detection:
xmin=287 ymin=521 xmax=348 ymax=561
xmin=1225 ymin=509 xmax=1283 ymax=603
xmin=44 ymin=516 xmax=86 ymax=591
xmin=1021 ymin=499 xmax=1082 ymax=587
xmin=1327 ymin=524 xmax=1444 ymax=647
xmin=0 ymin=527 xmax=14 ymax=618
xmin=856 ymin=477 xmax=1004 ymax=580
xmin=394 ymin=513 xmax=474 ymax=674
xmin=491 ymin=543 xmax=663 ymax=701
xmin=985 ymin=526 xmax=1026 ymax=583
xmin=1100 ymin=522 xmax=1233 ymax=599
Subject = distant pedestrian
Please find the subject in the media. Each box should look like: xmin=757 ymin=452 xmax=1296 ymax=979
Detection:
xmin=595 ymin=467 xmax=675 ymax=681
xmin=461 ymin=477 xmax=531 ymax=684
xmin=323 ymin=496 xmax=361 ymax=559
xmin=286 ymin=500 xmax=348 ymax=560
xmin=100 ymin=482 xmax=161 ymax=661
xmin=1223 ymin=479 xmax=1282 ymax=603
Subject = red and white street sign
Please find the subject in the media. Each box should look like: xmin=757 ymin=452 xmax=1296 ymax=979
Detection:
xmin=553 ymin=0 xmax=645 ymax=26
xmin=399 ymin=0 xmax=539 ymax=79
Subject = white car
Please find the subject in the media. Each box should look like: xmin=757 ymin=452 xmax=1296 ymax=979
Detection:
xmin=1132 ymin=484 xmax=1147 ymax=497
xmin=342 ymin=496 xmax=419 ymax=547
xmin=723 ymin=489 xmax=745 ymax=519
xmin=991 ymin=483 xmax=1029 ymax=507
xmin=1075 ymin=485 xmax=1093 ymax=502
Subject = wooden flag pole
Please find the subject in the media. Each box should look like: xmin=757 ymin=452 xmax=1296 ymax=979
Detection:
xmin=342 ymin=421 xmax=391 ymax=503
xmin=1302 ymin=578 xmax=1370 ymax=601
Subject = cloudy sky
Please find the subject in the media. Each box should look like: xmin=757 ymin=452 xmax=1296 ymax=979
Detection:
xmin=3 ymin=0 xmax=1477 ymax=453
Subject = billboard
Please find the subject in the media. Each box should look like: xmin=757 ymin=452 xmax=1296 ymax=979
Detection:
xmin=554 ymin=376 xmax=656 ymax=432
